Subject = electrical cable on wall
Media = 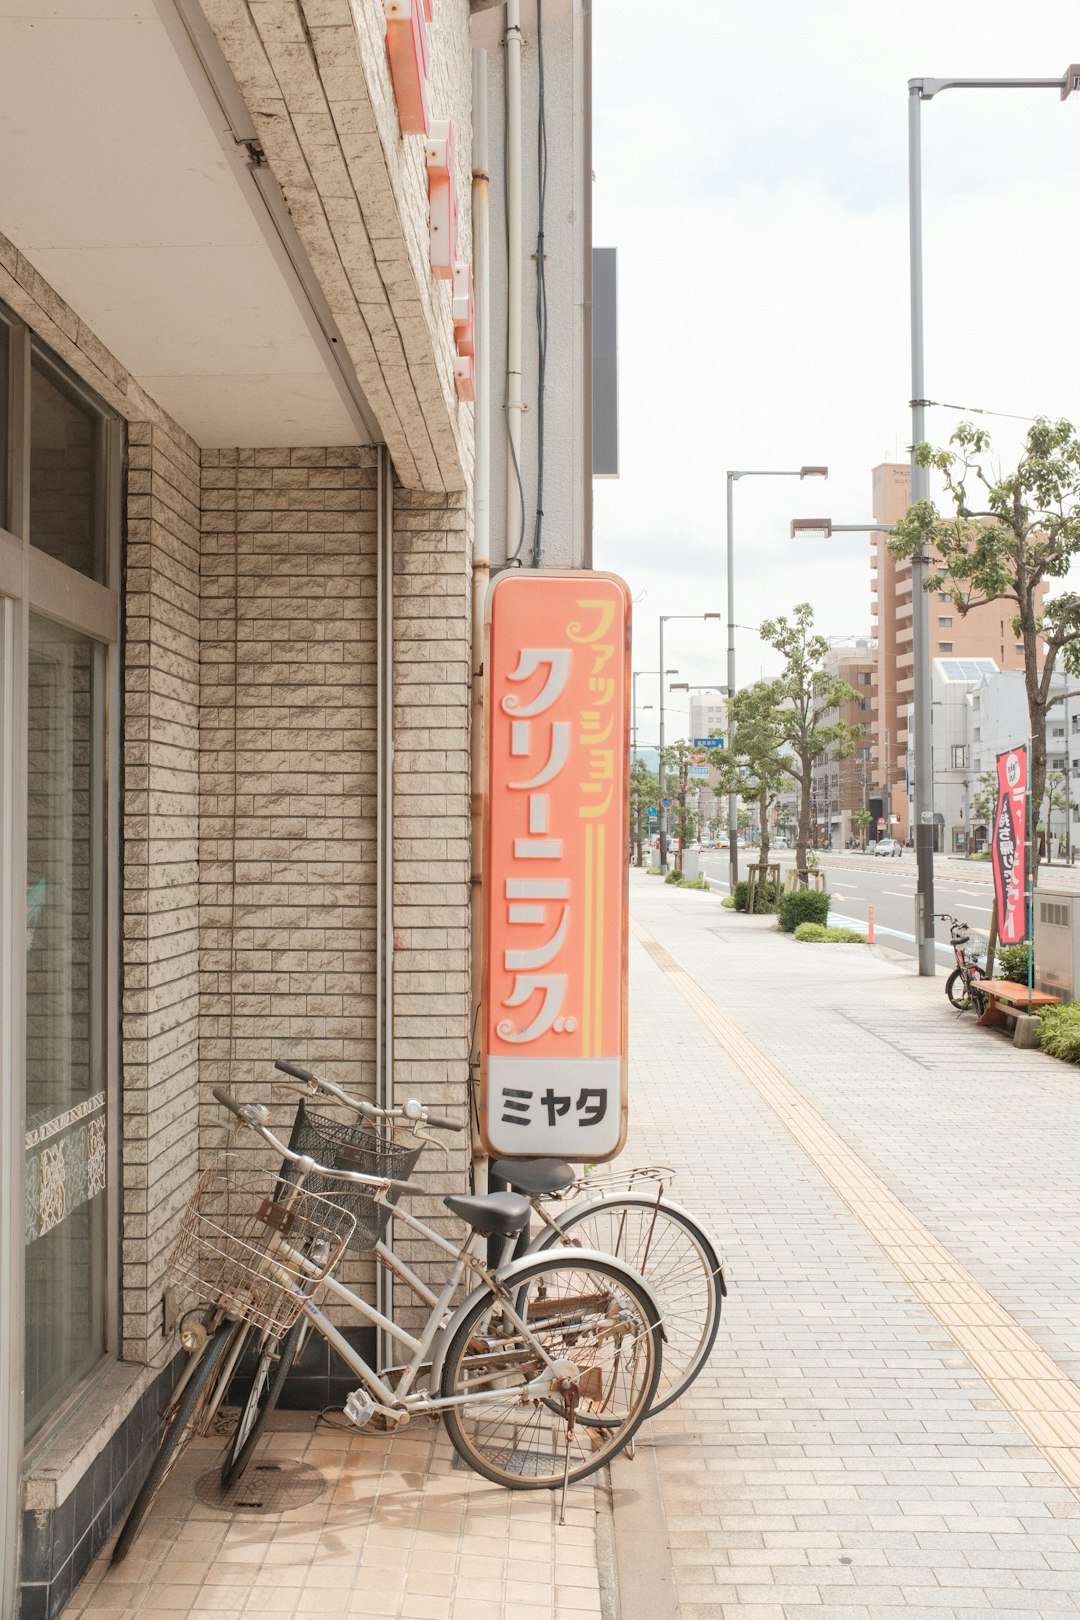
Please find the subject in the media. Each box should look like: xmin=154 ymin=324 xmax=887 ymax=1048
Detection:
xmin=502 ymin=18 xmax=526 ymax=567
xmin=531 ymin=0 xmax=548 ymax=568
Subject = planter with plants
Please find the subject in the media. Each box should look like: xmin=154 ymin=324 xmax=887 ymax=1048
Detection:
xmin=733 ymin=878 xmax=779 ymax=914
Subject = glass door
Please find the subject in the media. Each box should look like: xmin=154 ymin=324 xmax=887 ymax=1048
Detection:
xmin=23 ymin=616 xmax=108 ymax=1434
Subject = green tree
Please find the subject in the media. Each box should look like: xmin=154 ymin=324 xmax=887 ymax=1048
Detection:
xmin=1042 ymin=769 xmax=1070 ymax=864
xmin=757 ymin=604 xmax=863 ymax=884
xmin=713 ymin=681 xmax=793 ymax=871
xmin=659 ymin=740 xmax=699 ymax=869
xmin=971 ymin=769 xmax=996 ymax=827
xmin=889 ymin=417 xmax=1080 ymax=885
xmin=852 ymin=807 xmax=873 ymax=848
xmin=629 ymin=756 xmax=659 ymax=867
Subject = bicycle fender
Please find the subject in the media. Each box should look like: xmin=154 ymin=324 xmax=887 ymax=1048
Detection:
xmin=523 ymin=1191 xmax=722 ymax=1264
xmin=427 ymin=1246 xmax=665 ymax=1393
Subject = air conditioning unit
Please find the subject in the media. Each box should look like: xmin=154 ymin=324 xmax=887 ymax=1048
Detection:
xmin=1034 ymin=890 xmax=1078 ymax=1000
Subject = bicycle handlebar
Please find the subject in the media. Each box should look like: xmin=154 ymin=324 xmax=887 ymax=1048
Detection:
xmin=211 ymin=1085 xmax=410 ymax=1191
xmin=273 ymin=1059 xmax=463 ymax=1133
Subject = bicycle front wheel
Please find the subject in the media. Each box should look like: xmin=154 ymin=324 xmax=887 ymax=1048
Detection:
xmin=439 ymin=1254 xmax=661 ymax=1489
xmin=220 ymin=1319 xmax=306 ymax=1489
xmin=111 ymin=1321 xmax=237 ymax=1564
xmin=538 ymin=1194 xmax=723 ymax=1414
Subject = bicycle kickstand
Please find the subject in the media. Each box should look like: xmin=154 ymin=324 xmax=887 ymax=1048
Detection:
xmin=557 ymin=1379 xmax=580 ymax=1527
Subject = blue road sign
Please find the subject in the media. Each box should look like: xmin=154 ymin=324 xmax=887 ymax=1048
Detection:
xmin=660 ymin=796 xmax=673 ymax=809
xmin=646 ymin=805 xmax=657 ymax=817
xmin=693 ymin=737 xmax=725 ymax=749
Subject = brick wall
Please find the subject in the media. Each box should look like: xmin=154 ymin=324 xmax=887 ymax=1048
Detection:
xmin=121 ymin=420 xmax=203 ymax=1364
xmin=197 ymin=454 xmax=474 ymax=1316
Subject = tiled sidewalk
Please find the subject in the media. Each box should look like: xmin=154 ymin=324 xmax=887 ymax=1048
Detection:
xmin=615 ymin=874 xmax=1080 ymax=1619
xmin=66 ymin=1415 xmax=601 ymax=1620
xmin=69 ymin=870 xmax=1080 ymax=1620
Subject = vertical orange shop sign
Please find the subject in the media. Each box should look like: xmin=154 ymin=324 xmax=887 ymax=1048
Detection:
xmin=481 ymin=571 xmax=631 ymax=1160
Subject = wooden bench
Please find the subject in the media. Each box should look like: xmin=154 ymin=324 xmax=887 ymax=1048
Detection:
xmin=973 ymin=979 xmax=1061 ymax=1029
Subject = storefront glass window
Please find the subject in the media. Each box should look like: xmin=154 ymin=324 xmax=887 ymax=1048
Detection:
xmin=23 ymin=616 xmax=107 ymax=1436
xmin=29 ymin=350 xmax=105 ymax=583
xmin=0 ymin=317 xmax=9 ymax=530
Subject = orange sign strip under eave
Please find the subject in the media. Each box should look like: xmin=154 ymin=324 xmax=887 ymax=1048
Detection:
xmin=481 ymin=572 xmax=631 ymax=1160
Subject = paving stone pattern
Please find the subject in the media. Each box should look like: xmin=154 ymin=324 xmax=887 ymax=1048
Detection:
xmin=613 ymin=874 xmax=1080 ymax=1619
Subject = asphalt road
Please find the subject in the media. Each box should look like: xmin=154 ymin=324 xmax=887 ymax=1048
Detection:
xmin=695 ymin=845 xmax=1080 ymax=966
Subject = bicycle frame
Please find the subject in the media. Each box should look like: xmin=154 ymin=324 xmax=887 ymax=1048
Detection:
xmin=279 ymin=1218 xmax=653 ymax=1421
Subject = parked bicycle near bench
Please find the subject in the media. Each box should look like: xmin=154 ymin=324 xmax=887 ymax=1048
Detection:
xmin=936 ymin=913 xmax=987 ymax=1014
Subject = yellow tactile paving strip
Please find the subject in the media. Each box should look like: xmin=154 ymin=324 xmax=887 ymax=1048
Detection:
xmin=632 ymin=916 xmax=1080 ymax=1496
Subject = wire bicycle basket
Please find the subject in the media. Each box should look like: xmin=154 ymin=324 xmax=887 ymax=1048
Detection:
xmin=284 ymin=1100 xmax=423 ymax=1252
xmin=170 ymin=1166 xmax=356 ymax=1337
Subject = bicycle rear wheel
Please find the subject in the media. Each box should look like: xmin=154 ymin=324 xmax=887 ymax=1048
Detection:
xmin=111 ymin=1321 xmax=237 ymax=1564
xmin=220 ymin=1319 xmax=306 ymax=1489
xmin=439 ymin=1253 xmax=661 ymax=1489
xmin=537 ymin=1194 xmax=723 ymax=1414
xmin=946 ymin=966 xmax=985 ymax=1013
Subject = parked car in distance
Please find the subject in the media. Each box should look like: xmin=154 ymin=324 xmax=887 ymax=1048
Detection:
xmin=874 ymin=837 xmax=902 ymax=858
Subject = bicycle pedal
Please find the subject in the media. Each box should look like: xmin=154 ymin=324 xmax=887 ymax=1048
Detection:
xmin=344 ymin=1390 xmax=377 ymax=1430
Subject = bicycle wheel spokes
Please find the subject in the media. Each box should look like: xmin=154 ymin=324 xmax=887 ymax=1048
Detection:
xmin=440 ymin=1255 xmax=660 ymax=1489
xmin=546 ymin=1196 xmax=722 ymax=1414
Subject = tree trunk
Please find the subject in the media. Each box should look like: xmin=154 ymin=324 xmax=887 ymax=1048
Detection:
xmin=1020 ymin=583 xmax=1047 ymax=891
xmin=758 ymin=785 xmax=770 ymax=869
xmin=1027 ymin=700 xmax=1046 ymax=891
xmin=796 ymin=770 xmax=812 ymax=885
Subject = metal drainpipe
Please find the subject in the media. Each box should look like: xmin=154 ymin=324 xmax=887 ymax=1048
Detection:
xmin=504 ymin=0 xmax=523 ymax=565
xmin=375 ymin=444 xmax=394 ymax=1361
xmin=470 ymin=46 xmax=491 ymax=1193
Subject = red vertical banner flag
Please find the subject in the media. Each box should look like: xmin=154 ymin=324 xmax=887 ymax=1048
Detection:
xmin=992 ymin=745 xmax=1029 ymax=945
xmin=481 ymin=571 xmax=631 ymax=1160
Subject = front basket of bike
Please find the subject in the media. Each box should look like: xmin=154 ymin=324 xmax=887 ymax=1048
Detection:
xmin=170 ymin=1166 xmax=356 ymax=1337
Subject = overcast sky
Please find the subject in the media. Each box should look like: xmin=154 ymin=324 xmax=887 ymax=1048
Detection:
xmin=590 ymin=2 xmax=1080 ymax=746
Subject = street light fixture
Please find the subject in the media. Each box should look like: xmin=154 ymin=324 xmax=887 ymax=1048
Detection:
xmin=906 ymin=67 xmax=1076 ymax=974
xmin=726 ymin=464 xmax=828 ymax=890
xmin=631 ymin=668 xmax=678 ymax=762
xmin=658 ymin=613 xmax=722 ymax=875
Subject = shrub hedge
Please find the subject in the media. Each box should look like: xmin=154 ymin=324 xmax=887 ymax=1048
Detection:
xmin=777 ymin=888 xmax=831 ymax=932
xmin=794 ymin=922 xmax=866 ymax=944
xmin=1039 ymin=1001 xmax=1080 ymax=1063
xmin=995 ymin=943 xmax=1032 ymax=984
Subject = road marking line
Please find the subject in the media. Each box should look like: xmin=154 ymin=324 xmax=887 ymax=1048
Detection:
xmin=630 ymin=912 xmax=1080 ymax=1495
xmin=883 ymin=889 xmax=915 ymax=899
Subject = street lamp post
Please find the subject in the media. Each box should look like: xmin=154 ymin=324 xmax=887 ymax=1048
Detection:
xmin=632 ymin=669 xmax=677 ymax=763
xmin=907 ymin=68 xmax=1075 ymax=971
xmin=726 ymin=465 xmax=828 ymax=892
xmin=658 ymin=614 xmax=722 ymax=876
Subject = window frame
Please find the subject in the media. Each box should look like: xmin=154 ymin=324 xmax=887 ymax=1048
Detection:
xmin=0 ymin=301 xmax=122 ymax=1473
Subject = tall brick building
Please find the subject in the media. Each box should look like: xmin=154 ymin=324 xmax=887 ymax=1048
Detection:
xmin=869 ymin=463 xmax=1046 ymax=843
xmin=0 ymin=3 xmax=593 ymax=1614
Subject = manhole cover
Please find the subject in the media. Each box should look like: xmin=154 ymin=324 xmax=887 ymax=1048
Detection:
xmin=194 ymin=1459 xmax=325 ymax=1514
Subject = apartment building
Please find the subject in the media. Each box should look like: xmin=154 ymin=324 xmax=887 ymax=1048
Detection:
xmin=810 ymin=639 xmax=875 ymax=847
xmin=869 ymin=463 xmax=1046 ymax=843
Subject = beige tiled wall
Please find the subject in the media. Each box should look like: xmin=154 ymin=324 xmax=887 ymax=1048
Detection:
xmin=195 ymin=453 xmax=473 ymax=1317
xmin=121 ymin=420 xmax=203 ymax=1364
xmin=389 ymin=485 xmax=473 ymax=1301
xmin=198 ymin=446 xmax=380 ymax=1130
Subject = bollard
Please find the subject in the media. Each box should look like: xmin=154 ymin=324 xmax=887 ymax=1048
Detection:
xmin=867 ymin=905 xmax=875 ymax=945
